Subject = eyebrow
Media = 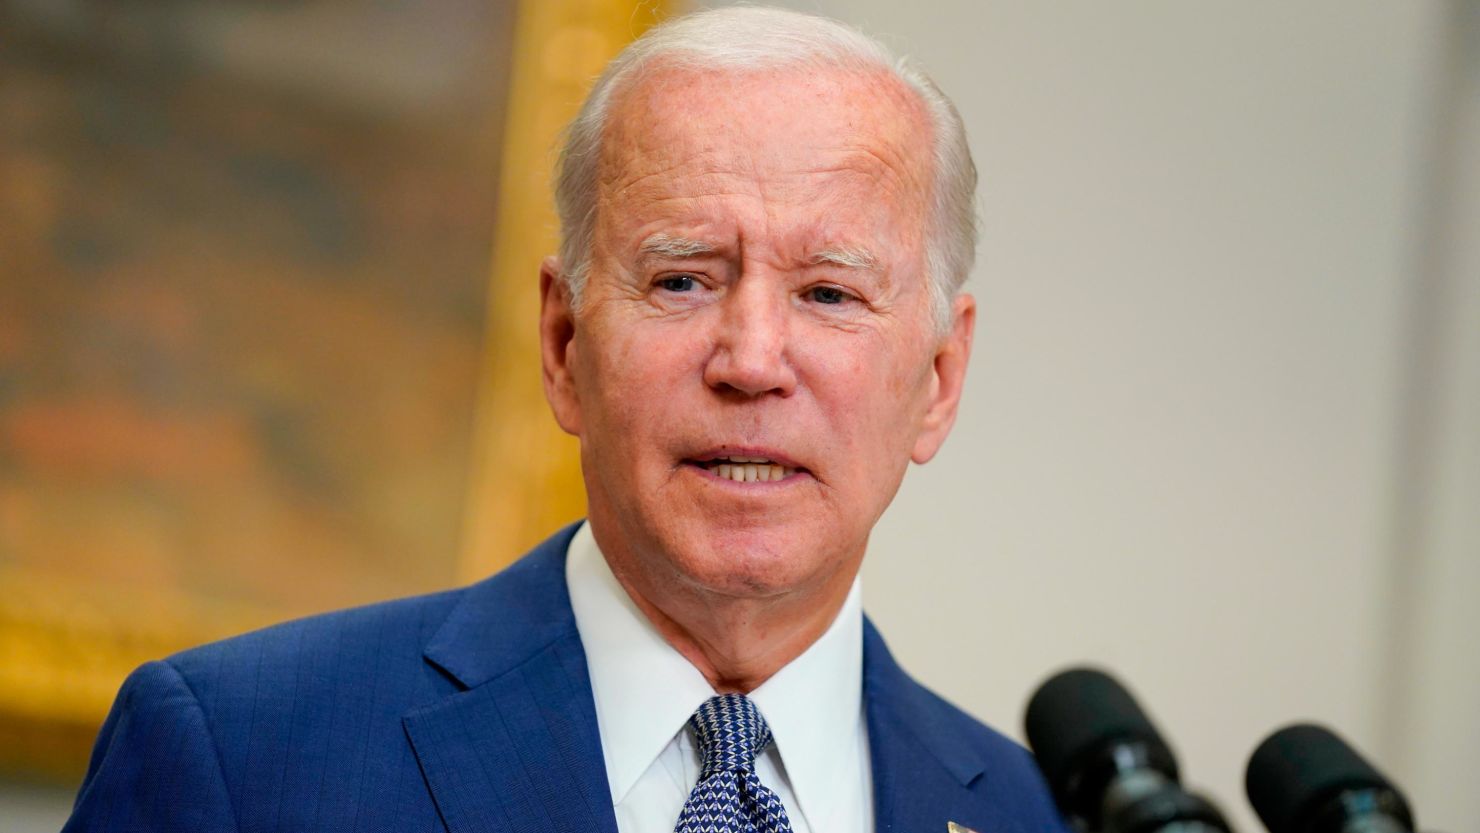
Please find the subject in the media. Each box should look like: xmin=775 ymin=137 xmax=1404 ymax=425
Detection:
xmin=637 ymin=233 xmax=718 ymax=260
xmin=810 ymin=245 xmax=880 ymax=272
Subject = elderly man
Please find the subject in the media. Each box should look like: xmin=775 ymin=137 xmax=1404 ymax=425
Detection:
xmin=65 ymin=8 xmax=1066 ymax=833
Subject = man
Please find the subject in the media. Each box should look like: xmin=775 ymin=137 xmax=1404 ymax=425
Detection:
xmin=65 ymin=8 xmax=1067 ymax=833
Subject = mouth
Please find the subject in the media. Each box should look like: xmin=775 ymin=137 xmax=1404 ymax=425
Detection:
xmin=682 ymin=451 xmax=809 ymax=484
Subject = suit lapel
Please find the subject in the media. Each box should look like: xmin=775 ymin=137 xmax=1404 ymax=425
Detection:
xmin=403 ymin=524 xmax=618 ymax=833
xmin=864 ymin=619 xmax=995 ymax=833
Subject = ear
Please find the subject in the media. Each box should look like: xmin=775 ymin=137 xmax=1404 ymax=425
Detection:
xmin=539 ymin=257 xmax=583 ymax=436
xmin=911 ymin=293 xmax=976 ymax=464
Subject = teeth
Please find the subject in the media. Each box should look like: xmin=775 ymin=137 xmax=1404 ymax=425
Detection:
xmin=700 ymin=457 xmax=798 ymax=482
xmin=723 ymin=455 xmax=787 ymax=465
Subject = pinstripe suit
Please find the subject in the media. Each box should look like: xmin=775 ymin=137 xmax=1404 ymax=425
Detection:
xmin=64 ymin=523 xmax=1068 ymax=833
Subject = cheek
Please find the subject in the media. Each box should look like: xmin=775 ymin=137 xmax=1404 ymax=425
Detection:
xmin=578 ymin=320 xmax=698 ymax=435
xmin=807 ymin=335 xmax=932 ymax=463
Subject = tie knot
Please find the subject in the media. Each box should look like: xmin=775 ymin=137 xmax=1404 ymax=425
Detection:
xmin=689 ymin=693 xmax=773 ymax=777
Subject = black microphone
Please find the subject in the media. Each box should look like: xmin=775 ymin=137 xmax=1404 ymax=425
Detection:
xmin=1246 ymin=724 xmax=1414 ymax=833
xmin=1024 ymin=667 xmax=1233 ymax=833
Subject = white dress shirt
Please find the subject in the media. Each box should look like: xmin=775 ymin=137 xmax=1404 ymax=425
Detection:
xmin=565 ymin=521 xmax=875 ymax=833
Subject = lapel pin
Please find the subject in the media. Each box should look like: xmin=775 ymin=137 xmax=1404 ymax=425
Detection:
xmin=948 ymin=823 xmax=980 ymax=833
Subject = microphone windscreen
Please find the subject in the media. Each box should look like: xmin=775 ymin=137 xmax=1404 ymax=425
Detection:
xmin=1245 ymin=723 xmax=1409 ymax=833
xmin=1024 ymin=667 xmax=1177 ymax=796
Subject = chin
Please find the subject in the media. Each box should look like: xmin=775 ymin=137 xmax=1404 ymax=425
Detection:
xmin=663 ymin=521 xmax=837 ymax=599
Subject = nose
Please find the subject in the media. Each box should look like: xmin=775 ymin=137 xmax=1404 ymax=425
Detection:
xmin=702 ymin=279 xmax=797 ymax=398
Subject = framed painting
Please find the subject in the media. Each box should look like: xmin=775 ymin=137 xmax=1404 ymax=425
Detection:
xmin=0 ymin=0 xmax=670 ymax=783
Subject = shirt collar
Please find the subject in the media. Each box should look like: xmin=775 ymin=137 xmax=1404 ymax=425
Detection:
xmin=748 ymin=565 xmax=864 ymax=830
xmin=565 ymin=520 xmax=864 ymax=829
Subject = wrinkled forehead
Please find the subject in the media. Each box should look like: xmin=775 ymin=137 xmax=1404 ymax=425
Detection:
xmin=594 ymin=61 xmax=935 ymax=246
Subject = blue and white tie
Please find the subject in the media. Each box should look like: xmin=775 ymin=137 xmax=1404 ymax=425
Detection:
xmin=674 ymin=693 xmax=795 ymax=833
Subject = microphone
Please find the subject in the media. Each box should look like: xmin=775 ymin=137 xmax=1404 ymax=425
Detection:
xmin=1024 ymin=667 xmax=1233 ymax=833
xmin=1245 ymin=724 xmax=1414 ymax=833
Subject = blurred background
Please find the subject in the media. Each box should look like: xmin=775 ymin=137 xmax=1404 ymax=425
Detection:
xmin=1 ymin=1 xmax=1475 ymax=831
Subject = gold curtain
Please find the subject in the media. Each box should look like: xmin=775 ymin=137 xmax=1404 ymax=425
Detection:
xmin=460 ymin=0 xmax=674 ymax=581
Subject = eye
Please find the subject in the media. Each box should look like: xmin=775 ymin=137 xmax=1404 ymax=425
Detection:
xmin=657 ymin=274 xmax=697 ymax=292
xmin=805 ymin=285 xmax=855 ymax=305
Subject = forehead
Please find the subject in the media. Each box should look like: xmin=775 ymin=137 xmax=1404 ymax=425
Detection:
xmin=595 ymin=62 xmax=934 ymax=253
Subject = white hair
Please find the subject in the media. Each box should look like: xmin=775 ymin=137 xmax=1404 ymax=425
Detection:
xmin=554 ymin=6 xmax=978 ymax=333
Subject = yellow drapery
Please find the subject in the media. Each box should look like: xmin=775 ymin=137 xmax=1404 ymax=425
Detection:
xmin=459 ymin=0 xmax=674 ymax=582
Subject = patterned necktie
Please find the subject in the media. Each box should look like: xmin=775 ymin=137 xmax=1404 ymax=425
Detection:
xmin=673 ymin=693 xmax=796 ymax=833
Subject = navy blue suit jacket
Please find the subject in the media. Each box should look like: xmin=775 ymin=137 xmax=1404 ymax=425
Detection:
xmin=66 ymin=524 xmax=1068 ymax=833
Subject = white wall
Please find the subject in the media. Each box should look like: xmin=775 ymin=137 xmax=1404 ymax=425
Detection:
xmin=707 ymin=1 xmax=1472 ymax=831
xmin=1382 ymin=2 xmax=1480 ymax=826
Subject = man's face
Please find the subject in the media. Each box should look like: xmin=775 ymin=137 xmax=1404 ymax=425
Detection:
xmin=542 ymin=64 xmax=973 ymax=605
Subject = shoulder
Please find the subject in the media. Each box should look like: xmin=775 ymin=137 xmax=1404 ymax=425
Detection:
xmin=887 ymin=667 xmax=1052 ymax=777
xmin=68 ymin=526 xmax=583 ymax=830
xmin=886 ymin=667 xmax=1052 ymax=797
xmin=156 ymin=535 xmax=572 ymax=740
xmin=164 ymin=586 xmax=465 ymax=701
xmin=68 ymin=591 xmax=476 ymax=832
xmin=152 ymin=587 xmax=475 ymax=802
xmin=163 ymin=522 xmax=582 ymax=706
xmin=862 ymin=619 xmax=1068 ymax=832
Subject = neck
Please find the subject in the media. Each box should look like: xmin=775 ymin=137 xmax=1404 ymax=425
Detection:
xmin=600 ymin=545 xmax=860 ymax=694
